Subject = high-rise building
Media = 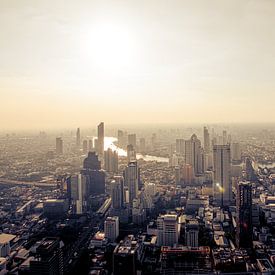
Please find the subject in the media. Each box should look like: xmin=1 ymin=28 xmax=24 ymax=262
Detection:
xmin=104 ymin=149 xmax=118 ymax=173
xmin=231 ymin=142 xmax=241 ymax=162
xmin=69 ymin=174 xmax=87 ymax=214
xmin=104 ymin=216 xmax=119 ymax=242
xmin=88 ymin=139 xmax=93 ymax=151
xmin=139 ymin=138 xmax=146 ymax=153
xmin=213 ymin=144 xmax=231 ymax=207
xmin=56 ymin=137 xmax=63 ymax=155
xmin=81 ymin=152 xmax=105 ymax=195
xmin=176 ymin=139 xmax=185 ymax=156
xmin=76 ymin=128 xmax=81 ymax=147
xmin=113 ymin=235 xmax=138 ymax=275
xmin=127 ymin=144 xmax=136 ymax=163
xmin=82 ymin=140 xmax=88 ymax=154
xmin=128 ymin=134 xmax=137 ymax=149
xmin=182 ymin=164 xmax=194 ymax=185
xmin=185 ymin=219 xmax=199 ymax=247
xmin=30 ymin=238 xmax=64 ymax=275
xmin=185 ymin=134 xmax=204 ymax=175
xmin=111 ymin=176 xmax=124 ymax=209
xmin=157 ymin=214 xmax=179 ymax=246
xmin=203 ymin=127 xmax=210 ymax=154
xmin=236 ymin=181 xmax=253 ymax=248
xmin=97 ymin=122 xmax=104 ymax=158
xmin=124 ymin=161 xmax=139 ymax=203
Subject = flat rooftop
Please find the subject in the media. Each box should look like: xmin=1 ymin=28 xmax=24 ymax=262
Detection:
xmin=0 ymin=233 xmax=16 ymax=244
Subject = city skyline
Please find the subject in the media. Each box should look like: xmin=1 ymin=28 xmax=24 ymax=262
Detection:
xmin=1 ymin=0 xmax=275 ymax=129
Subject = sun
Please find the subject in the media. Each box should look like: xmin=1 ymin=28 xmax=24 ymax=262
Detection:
xmin=86 ymin=23 xmax=136 ymax=72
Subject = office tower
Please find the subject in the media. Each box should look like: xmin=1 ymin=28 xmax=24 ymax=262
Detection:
xmin=82 ymin=140 xmax=88 ymax=154
xmin=213 ymin=144 xmax=231 ymax=207
xmin=231 ymin=142 xmax=241 ymax=162
xmin=83 ymin=151 xmax=101 ymax=170
xmin=175 ymin=166 xmax=181 ymax=185
xmin=117 ymin=130 xmax=125 ymax=148
xmin=132 ymin=197 xmax=146 ymax=225
xmin=104 ymin=148 xmax=118 ymax=173
xmin=139 ymin=137 xmax=146 ymax=153
xmin=104 ymin=216 xmax=119 ymax=242
xmin=111 ymin=176 xmax=124 ymax=209
xmin=185 ymin=219 xmax=199 ymax=247
xmin=97 ymin=122 xmax=104 ymax=158
xmin=88 ymin=139 xmax=93 ymax=151
xmin=176 ymin=139 xmax=185 ymax=156
xmin=70 ymin=174 xmax=87 ymax=214
xmin=82 ymin=152 xmax=105 ymax=195
xmin=127 ymin=144 xmax=136 ymax=163
xmin=236 ymin=181 xmax=253 ymax=248
xmin=185 ymin=134 xmax=204 ymax=175
xmin=56 ymin=137 xmax=63 ymax=154
xmin=157 ymin=214 xmax=179 ymax=246
xmin=113 ymin=235 xmax=138 ymax=275
xmin=76 ymin=127 xmax=80 ymax=147
xmin=30 ymin=238 xmax=64 ymax=275
xmin=182 ymin=164 xmax=194 ymax=185
xmin=203 ymin=126 xmax=210 ymax=153
xmin=128 ymin=134 xmax=137 ymax=149
xmin=124 ymin=161 xmax=139 ymax=203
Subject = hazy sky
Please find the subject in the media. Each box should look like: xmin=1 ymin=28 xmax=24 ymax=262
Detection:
xmin=1 ymin=0 xmax=275 ymax=129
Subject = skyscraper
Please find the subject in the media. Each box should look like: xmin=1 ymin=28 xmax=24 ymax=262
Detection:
xmin=97 ymin=122 xmax=104 ymax=158
xmin=236 ymin=181 xmax=253 ymax=248
xmin=139 ymin=137 xmax=146 ymax=153
xmin=82 ymin=140 xmax=88 ymax=154
xmin=213 ymin=144 xmax=231 ymax=207
xmin=81 ymin=152 xmax=105 ymax=195
xmin=104 ymin=216 xmax=119 ymax=242
xmin=69 ymin=174 xmax=87 ymax=214
xmin=185 ymin=134 xmax=204 ymax=176
xmin=104 ymin=149 xmax=118 ymax=173
xmin=203 ymin=126 xmax=210 ymax=154
xmin=111 ymin=176 xmax=124 ymax=209
xmin=56 ymin=137 xmax=63 ymax=155
xmin=124 ymin=161 xmax=139 ymax=203
xmin=127 ymin=144 xmax=136 ymax=163
xmin=76 ymin=127 xmax=81 ymax=147
xmin=128 ymin=134 xmax=137 ymax=149
xmin=176 ymin=139 xmax=185 ymax=156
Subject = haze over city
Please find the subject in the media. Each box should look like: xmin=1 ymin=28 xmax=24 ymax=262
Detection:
xmin=1 ymin=0 xmax=275 ymax=129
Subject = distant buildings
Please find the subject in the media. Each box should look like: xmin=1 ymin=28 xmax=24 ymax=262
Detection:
xmin=97 ymin=122 xmax=104 ymax=158
xmin=213 ymin=144 xmax=231 ymax=207
xmin=128 ymin=134 xmax=137 ymax=149
xmin=76 ymin=127 xmax=80 ymax=148
xmin=55 ymin=137 xmax=63 ymax=155
xmin=176 ymin=139 xmax=185 ymax=156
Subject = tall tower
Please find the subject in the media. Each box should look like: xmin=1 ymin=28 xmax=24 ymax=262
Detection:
xmin=203 ymin=127 xmax=210 ymax=154
xmin=56 ymin=137 xmax=63 ymax=155
xmin=236 ymin=181 xmax=253 ymax=248
xmin=111 ymin=176 xmax=124 ymax=209
xmin=185 ymin=134 xmax=204 ymax=176
xmin=76 ymin=128 xmax=81 ymax=148
xmin=213 ymin=144 xmax=231 ymax=207
xmin=97 ymin=122 xmax=104 ymax=158
xmin=104 ymin=149 xmax=118 ymax=173
xmin=128 ymin=134 xmax=137 ymax=149
xmin=124 ymin=161 xmax=139 ymax=203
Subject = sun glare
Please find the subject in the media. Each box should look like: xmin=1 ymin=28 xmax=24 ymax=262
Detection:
xmin=87 ymin=23 xmax=136 ymax=71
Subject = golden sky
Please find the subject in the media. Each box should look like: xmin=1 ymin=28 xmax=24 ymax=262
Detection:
xmin=0 ymin=0 xmax=275 ymax=129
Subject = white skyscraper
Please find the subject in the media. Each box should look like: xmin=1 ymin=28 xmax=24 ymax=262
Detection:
xmin=70 ymin=174 xmax=87 ymax=214
xmin=213 ymin=144 xmax=232 ymax=206
xmin=104 ymin=216 xmax=119 ymax=242
xmin=157 ymin=214 xmax=179 ymax=246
